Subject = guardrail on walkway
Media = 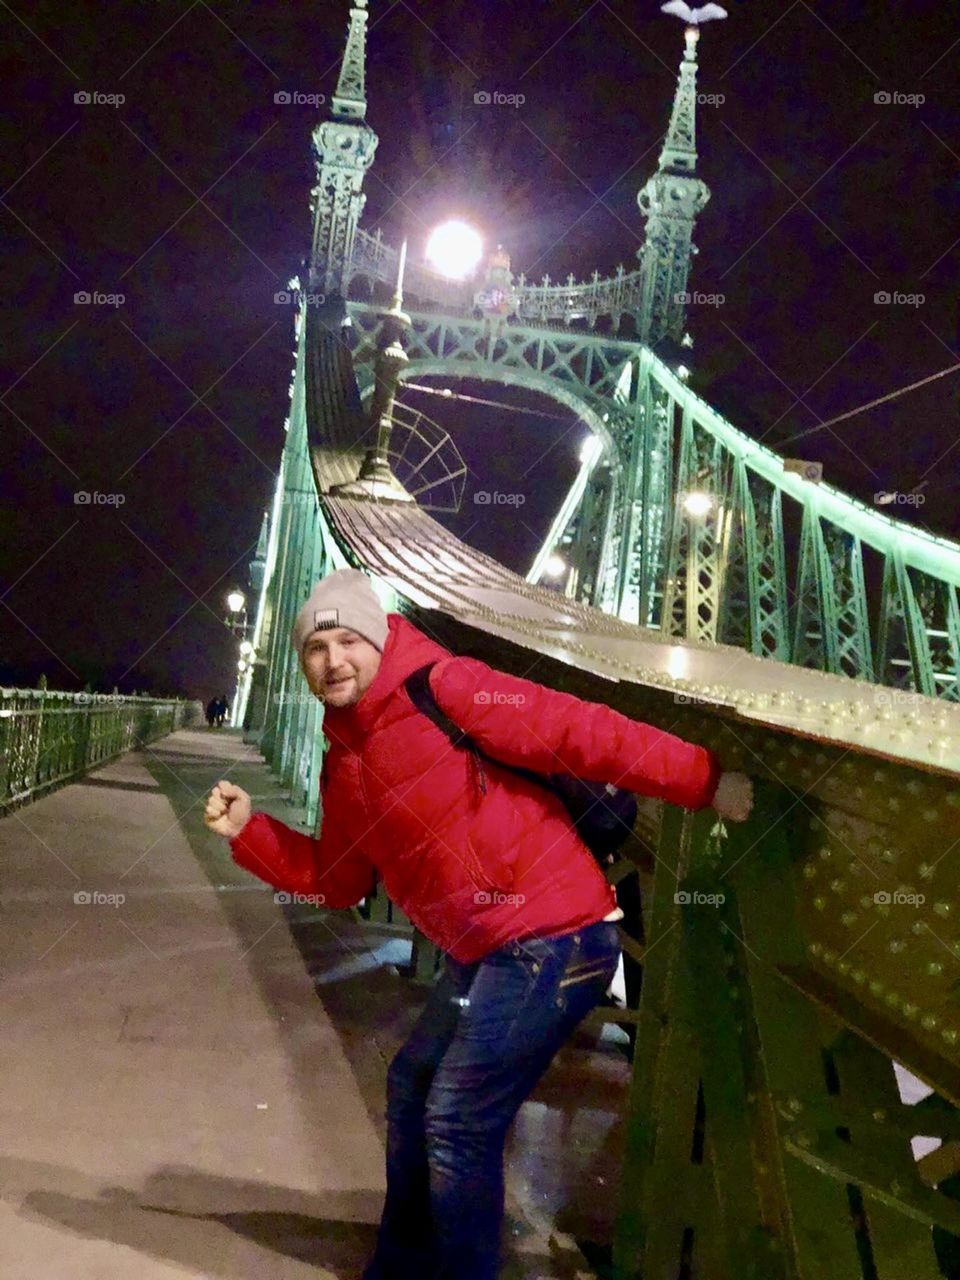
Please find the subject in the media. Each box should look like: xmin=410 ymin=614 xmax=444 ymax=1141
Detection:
xmin=0 ymin=681 xmax=203 ymax=813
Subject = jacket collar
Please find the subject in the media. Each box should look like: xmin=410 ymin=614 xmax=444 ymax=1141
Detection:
xmin=322 ymin=614 xmax=451 ymax=746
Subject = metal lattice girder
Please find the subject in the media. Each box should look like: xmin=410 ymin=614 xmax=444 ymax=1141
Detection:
xmin=823 ymin=523 xmax=874 ymax=680
xmin=911 ymin=571 xmax=960 ymax=702
xmin=792 ymin=505 xmax=831 ymax=672
xmin=744 ymin=470 xmax=790 ymax=660
xmin=631 ymin=359 xmax=674 ymax=630
xmin=717 ymin=458 xmax=751 ymax=649
xmin=662 ymin=411 xmax=729 ymax=643
xmin=877 ymin=550 xmax=934 ymax=695
xmin=344 ymin=302 xmax=960 ymax=697
xmin=792 ymin=512 xmax=873 ymax=679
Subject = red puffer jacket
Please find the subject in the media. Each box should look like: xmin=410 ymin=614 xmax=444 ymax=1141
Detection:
xmin=230 ymin=614 xmax=721 ymax=962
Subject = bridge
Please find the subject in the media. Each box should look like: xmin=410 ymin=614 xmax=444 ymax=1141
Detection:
xmin=4 ymin=0 xmax=960 ymax=1276
xmin=225 ymin=2 xmax=960 ymax=1277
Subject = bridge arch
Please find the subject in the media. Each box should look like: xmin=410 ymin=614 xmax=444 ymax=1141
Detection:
xmin=354 ymin=358 xmax=622 ymax=470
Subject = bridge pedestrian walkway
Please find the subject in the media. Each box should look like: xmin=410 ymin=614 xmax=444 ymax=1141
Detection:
xmin=0 ymin=728 xmax=628 ymax=1279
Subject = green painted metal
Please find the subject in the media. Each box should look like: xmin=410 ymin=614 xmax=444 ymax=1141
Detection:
xmin=0 ymin=682 xmax=200 ymax=812
xmin=336 ymin=301 xmax=960 ymax=700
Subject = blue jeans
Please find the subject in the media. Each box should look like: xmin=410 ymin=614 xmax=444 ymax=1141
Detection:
xmin=363 ymin=920 xmax=621 ymax=1280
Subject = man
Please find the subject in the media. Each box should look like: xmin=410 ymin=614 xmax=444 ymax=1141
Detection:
xmin=205 ymin=568 xmax=753 ymax=1280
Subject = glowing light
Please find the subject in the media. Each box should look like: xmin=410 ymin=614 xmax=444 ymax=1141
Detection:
xmin=677 ymin=364 xmax=691 ymax=380
xmin=544 ymin=554 xmax=567 ymax=579
xmin=239 ymin=640 xmax=255 ymax=657
xmin=237 ymin=659 xmax=247 ymax=673
xmin=579 ymin=435 xmax=602 ymax=465
xmin=425 ymin=221 xmax=483 ymax=280
xmin=226 ymin=590 xmax=246 ymax=613
xmin=683 ymin=491 xmax=713 ymax=518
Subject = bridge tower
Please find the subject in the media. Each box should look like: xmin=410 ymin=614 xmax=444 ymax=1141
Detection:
xmin=239 ymin=0 xmax=960 ymax=774
xmin=309 ymin=0 xmax=378 ymax=297
xmin=635 ymin=23 xmax=711 ymax=347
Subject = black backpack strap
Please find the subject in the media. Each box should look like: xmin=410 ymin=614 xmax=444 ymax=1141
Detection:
xmin=404 ymin=663 xmax=488 ymax=792
xmin=404 ymin=664 xmax=473 ymax=747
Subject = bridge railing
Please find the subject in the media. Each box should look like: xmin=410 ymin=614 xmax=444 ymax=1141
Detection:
xmin=349 ymin=228 xmax=646 ymax=327
xmin=0 ymin=685 xmax=203 ymax=813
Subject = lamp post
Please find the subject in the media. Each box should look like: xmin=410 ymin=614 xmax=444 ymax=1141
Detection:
xmin=225 ymin=591 xmax=254 ymax=727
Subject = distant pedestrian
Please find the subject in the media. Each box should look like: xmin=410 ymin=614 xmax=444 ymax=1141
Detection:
xmin=205 ymin=698 xmax=218 ymax=728
xmin=215 ymin=696 xmax=229 ymax=727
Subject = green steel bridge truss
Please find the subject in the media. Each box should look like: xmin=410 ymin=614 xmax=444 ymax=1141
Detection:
xmin=343 ymin=302 xmax=960 ymax=702
xmin=233 ymin=3 xmax=960 ymax=1276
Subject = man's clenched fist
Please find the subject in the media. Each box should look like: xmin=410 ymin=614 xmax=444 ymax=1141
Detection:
xmin=204 ymin=779 xmax=252 ymax=839
xmin=711 ymin=771 xmax=754 ymax=823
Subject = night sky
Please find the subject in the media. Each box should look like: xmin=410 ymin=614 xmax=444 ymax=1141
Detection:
xmin=2 ymin=0 xmax=958 ymax=700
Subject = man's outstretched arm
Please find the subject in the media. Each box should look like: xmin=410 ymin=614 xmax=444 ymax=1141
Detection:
xmin=205 ymin=780 xmax=376 ymax=906
xmin=429 ymin=657 xmax=750 ymax=818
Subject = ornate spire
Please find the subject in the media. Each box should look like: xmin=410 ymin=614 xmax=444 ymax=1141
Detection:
xmin=248 ymin=510 xmax=270 ymax=594
xmin=634 ymin=21 xmax=712 ymax=346
xmin=332 ymin=0 xmax=370 ymax=121
xmin=659 ymin=26 xmax=700 ymax=174
xmin=309 ymin=0 xmax=379 ymax=295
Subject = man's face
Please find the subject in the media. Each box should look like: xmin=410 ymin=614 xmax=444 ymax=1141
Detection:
xmin=301 ymin=626 xmax=382 ymax=708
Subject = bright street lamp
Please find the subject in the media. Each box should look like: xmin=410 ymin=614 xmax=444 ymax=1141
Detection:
xmin=682 ymin=491 xmax=713 ymax=518
xmin=426 ymin=220 xmax=483 ymax=280
xmin=544 ymin=554 xmax=567 ymax=579
xmin=226 ymin=590 xmax=246 ymax=614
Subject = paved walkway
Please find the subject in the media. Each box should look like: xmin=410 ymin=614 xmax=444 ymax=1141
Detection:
xmin=0 ymin=729 xmax=627 ymax=1279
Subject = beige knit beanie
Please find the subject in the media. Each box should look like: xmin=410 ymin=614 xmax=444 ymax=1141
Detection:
xmin=291 ymin=569 xmax=389 ymax=654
